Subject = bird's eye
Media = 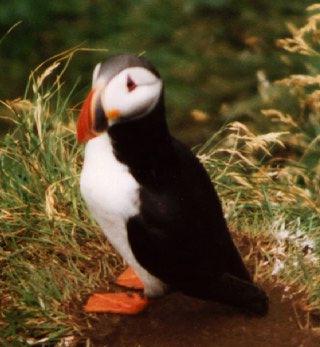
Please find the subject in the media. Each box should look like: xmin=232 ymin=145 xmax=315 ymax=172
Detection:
xmin=126 ymin=75 xmax=137 ymax=92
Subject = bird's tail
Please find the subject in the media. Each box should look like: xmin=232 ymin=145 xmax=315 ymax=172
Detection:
xmin=180 ymin=272 xmax=268 ymax=316
xmin=211 ymin=273 xmax=269 ymax=316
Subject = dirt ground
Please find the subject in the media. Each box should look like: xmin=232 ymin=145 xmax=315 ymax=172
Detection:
xmin=79 ymin=286 xmax=319 ymax=347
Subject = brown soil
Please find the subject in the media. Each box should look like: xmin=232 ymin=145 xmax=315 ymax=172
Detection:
xmin=79 ymin=286 xmax=319 ymax=347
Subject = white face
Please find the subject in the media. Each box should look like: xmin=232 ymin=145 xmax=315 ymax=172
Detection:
xmin=93 ymin=66 xmax=162 ymax=124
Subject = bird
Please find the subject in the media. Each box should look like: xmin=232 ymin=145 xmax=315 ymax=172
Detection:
xmin=77 ymin=54 xmax=268 ymax=316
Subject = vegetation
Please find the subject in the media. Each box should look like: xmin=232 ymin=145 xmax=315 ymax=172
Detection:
xmin=0 ymin=50 xmax=118 ymax=345
xmin=1 ymin=2 xmax=320 ymax=346
xmin=0 ymin=0 xmax=316 ymax=143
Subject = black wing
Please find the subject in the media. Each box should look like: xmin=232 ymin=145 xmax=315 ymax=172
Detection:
xmin=127 ymin=138 xmax=251 ymax=295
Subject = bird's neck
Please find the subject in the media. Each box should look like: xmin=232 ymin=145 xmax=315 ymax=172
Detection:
xmin=107 ymin=96 xmax=174 ymax=185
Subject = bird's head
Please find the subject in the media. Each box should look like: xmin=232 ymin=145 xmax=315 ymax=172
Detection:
xmin=77 ymin=54 xmax=163 ymax=143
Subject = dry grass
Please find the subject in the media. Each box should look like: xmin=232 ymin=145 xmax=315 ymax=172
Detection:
xmin=199 ymin=121 xmax=320 ymax=314
xmin=0 ymin=48 xmax=122 ymax=346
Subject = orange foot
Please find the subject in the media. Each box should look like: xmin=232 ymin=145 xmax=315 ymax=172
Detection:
xmin=115 ymin=267 xmax=144 ymax=290
xmin=84 ymin=292 xmax=148 ymax=314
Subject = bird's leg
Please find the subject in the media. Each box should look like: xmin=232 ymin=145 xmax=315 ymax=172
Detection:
xmin=84 ymin=267 xmax=147 ymax=314
xmin=84 ymin=292 xmax=148 ymax=314
xmin=115 ymin=266 xmax=144 ymax=290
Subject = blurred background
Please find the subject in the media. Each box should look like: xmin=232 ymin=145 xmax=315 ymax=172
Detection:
xmin=0 ymin=0 xmax=315 ymax=144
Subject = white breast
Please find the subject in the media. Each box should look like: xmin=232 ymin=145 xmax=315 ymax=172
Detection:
xmin=80 ymin=133 xmax=166 ymax=297
xmin=80 ymin=133 xmax=140 ymax=219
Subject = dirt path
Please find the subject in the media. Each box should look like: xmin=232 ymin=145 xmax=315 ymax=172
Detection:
xmin=81 ymin=286 xmax=319 ymax=347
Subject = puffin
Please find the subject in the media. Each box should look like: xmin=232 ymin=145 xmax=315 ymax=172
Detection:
xmin=77 ymin=54 xmax=268 ymax=316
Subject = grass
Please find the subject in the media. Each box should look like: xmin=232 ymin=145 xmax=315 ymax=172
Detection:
xmin=0 ymin=50 xmax=122 ymax=346
xmin=199 ymin=121 xmax=320 ymax=312
xmin=1 ymin=7 xmax=320 ymax=344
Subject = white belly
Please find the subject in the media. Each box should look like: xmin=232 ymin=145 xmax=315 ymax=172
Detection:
xmin=80 ymin=133 xmax=166 ymax=297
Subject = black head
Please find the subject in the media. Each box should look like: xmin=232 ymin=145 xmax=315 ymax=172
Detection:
xmin=94 ymin=54 xmax=161 ymax=84
xmin=77 ymin=54 xmax=164 ymax=143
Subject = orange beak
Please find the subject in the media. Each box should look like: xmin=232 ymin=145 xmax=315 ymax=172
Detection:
xmin=77 ymin=90 xmax=121 ymax=143
xmin=76 ymin=90 xmax=97 ymax=143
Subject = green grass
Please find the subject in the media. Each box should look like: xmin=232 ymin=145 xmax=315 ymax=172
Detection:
xmin=0 ymin=52 xmax=122 ymax=346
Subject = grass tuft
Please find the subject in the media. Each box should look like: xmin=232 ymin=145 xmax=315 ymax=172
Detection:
xmin=199 ymin=121 xmax=320 ymax=315
xmin=0 ymin=49 xmax=120 ymax=346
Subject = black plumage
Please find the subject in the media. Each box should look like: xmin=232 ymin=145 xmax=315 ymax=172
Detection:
xmin=104 ymin=56 xmax=268 ymax=315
